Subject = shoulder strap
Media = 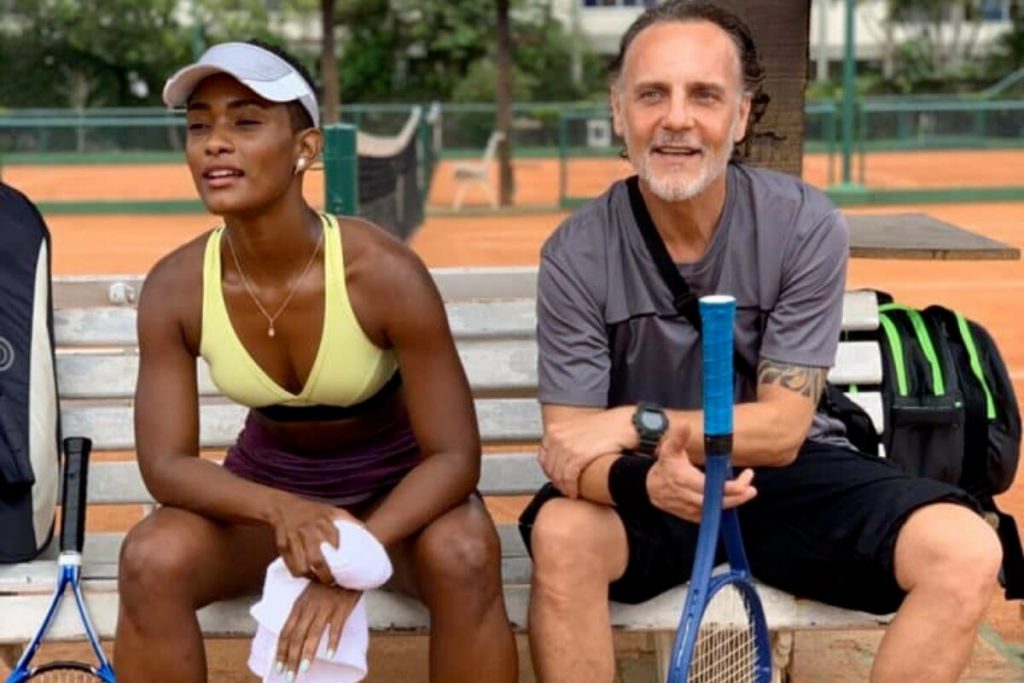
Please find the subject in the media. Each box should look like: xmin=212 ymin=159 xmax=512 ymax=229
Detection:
xmin=626 ymin=176 xmax=757 ymax=382
xmin=626 ymin=177 xmax=702 ymax=329
xmin=977 ymin=497 xmax=1024 ymax=600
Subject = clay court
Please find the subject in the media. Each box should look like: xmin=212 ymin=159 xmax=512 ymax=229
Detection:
xmin=3 ymin=150 xmax=1024 ymax=681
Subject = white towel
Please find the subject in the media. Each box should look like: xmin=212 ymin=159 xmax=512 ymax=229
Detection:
xmin=248 ymin=520 xmax=393 ymax=683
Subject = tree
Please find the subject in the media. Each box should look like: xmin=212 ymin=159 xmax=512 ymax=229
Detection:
xmin=495 ymin=0 xmax=514 ymax=206
xmin=1 ymin=0 xmax=187 ymax=108
xmin=881 ymin=0 xmax=984 ymax=79
xmin=321 ymin=0 xmax=340 ymax=124
xmin=0 ymin=0 xmax=282 ymax=110
xmin=987 ymin=0 xmax=1024 ymax=75
xmin=333 ymin=0 xmax=600 ymax=104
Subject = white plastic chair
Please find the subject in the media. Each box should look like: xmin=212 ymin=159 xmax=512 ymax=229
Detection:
xmin=451 ymin=131 xmax=505 ymax=210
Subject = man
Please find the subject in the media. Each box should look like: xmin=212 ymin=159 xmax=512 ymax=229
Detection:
xmin=519 ymin=2 xmax=1001 ymax=682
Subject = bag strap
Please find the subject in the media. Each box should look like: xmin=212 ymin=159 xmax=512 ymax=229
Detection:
xmin=626 ymin=176 xmax=757 ymax=382
xmin=977 ymin=496 xmax=1024 ymax=600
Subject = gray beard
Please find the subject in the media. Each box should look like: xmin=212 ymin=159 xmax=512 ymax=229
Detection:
xmin=636 ymin=136 xmax=734 ymax=203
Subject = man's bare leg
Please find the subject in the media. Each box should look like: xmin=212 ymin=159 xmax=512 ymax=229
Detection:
xmin=871 ymin=503 xmax=1001 ymax=683
xmin=527 ymin=498 xmax=630 ymax=683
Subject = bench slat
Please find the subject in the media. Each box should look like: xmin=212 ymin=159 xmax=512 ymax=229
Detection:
xmin=51 ymin=268 xmax=542 ymax=309
xmin=56 ymin=339 xmax=541 ymax=400
xmin=52 ymin=271 xmax=887 ymax=331
xmin=54 ymin=307 xmax=137 ymax=347
xmin=54 ymin=290 xmax=879 ymax=348
xmin=841 ymin=290 xmax=880 ymax=331
xmin=830 ymin=341 xmax=882 ymax=385
xmin=56 ymin=337 xmax=881 ymax=402
xmin=61 ymin=388 xmax=885 ymax=460
xmin=0 ymin=537 xmax=535 ymax=598
xmin=61 ymin=398 xmax=544 ymax=451
xmin=847 ymin=391 xmax=885 ymax=434
xmin=0 ymin=557 xmax=536 ymax=598
xmin=54 ymin=300 xmax=539 ymax=348
xmin=61 ymin=453 xmax=547 ymax=506
xmin=0 ymin=581 xmax=889 ymax=643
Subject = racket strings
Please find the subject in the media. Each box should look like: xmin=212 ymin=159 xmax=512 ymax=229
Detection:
xmin=27 ymin=663 xmax=105 ymax=682
xmin=688 ymin=583 xmax=762 ymax=683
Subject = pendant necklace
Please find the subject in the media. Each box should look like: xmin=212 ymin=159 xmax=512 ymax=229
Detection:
xmin=223 ymin=225 xmax=324 ymax=338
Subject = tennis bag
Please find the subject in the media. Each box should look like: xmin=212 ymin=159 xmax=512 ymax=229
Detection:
xmin=0 ymin=182 xmax=61 ymax=562
xmin=825 ymin=291 xmax=1024 ymax=597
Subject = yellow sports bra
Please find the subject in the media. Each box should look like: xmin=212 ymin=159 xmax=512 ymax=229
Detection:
xmin=199 ymin=213 xmax=398 ymax=410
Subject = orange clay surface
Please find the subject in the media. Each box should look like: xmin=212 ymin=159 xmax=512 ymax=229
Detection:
xmin=5 ymin=148 xmax=1023 ymax=207
xmin=2 ymin=151 xmax=1023 ymax=681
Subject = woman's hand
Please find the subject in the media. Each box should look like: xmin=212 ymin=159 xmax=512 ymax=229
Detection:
xmin=268 ymin=495 xmax=358 ymax=584
xmin=274 ymin=581 xmax=361 ymax=680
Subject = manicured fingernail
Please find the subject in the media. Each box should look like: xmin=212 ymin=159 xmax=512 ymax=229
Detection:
xmin=326 ymin=648 xmax=336 ymax=659
xmin=300 ymin=659 xmax=310 ymax=672
xmin=275 ymin=661 xmax=284 ymax=674
xmin=286 ymin=671 xmax=296 ymax=683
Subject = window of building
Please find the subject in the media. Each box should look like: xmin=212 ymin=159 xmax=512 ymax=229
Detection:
xmin=582 ymin=0 xmax=658 ymax=8
xmin=979 ymin=0 xmax=1009 ymax=21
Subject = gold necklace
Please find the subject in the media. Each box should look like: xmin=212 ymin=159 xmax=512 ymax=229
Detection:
xmin=223 ymin=225 xmax=324 ymax=338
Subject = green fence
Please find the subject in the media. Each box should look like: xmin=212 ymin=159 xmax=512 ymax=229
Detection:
xmin=7 ymin=105 xmax=439 ymax=227
xmin=3 ymin=97 xmax=1022 ymax=163
xmin=3 ymin=97 xmax=1023 ymax=208
xmin=0 ymin=104 xmax=425 ymax=165
xmin=556 ymin=97 xmax=1024 ymax=208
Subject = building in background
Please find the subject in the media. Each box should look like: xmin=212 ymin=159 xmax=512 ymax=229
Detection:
xmin=548 ymin=0 xmax=1015 ymax=83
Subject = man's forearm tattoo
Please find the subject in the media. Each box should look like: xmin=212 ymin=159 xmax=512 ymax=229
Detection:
xmin=757 ymin=360 xmax=827 ymax=399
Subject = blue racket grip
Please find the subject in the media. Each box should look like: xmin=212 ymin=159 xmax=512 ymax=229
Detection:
xmin=700 ymin=296 xmax=736 ymax=438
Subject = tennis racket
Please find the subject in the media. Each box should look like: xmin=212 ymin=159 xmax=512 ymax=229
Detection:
xmin=667 ymin=295 xmax=772 ymax=683
xmin=5 ymin=437 xmax=117 ymax=683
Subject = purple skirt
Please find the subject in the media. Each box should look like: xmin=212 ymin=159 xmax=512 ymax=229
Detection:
xmin=223 ymin=411 xmax=421 ymax=504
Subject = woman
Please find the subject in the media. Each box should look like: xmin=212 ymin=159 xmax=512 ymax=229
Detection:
xmin=115 ymin=40 xmax=517 ymax=682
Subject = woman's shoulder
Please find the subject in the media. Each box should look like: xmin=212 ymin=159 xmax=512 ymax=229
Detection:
xmin=334 ymin=214 xmax=439 ymax=317
xmin=144 ymin=230 xmax=213 ymax=294
xmin=138 ymin=229 xmax=215 ymax=340
xmin=336 ymin=215 xmax=427 ymax=280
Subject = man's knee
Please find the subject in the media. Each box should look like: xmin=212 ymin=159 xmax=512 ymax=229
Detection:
xmin=529 ymin=499 xmax=627 ymax=589
xmin=896 ymin=503 xmax=1002 ymax=616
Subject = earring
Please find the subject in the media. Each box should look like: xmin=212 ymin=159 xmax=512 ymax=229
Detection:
xmin=294 ymin=157 xmax=307 ymax=174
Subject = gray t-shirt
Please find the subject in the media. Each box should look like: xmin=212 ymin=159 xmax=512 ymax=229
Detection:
xmin=537 ymin=163 xmax=849 ymax=442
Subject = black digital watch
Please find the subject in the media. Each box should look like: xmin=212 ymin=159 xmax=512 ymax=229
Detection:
xmin=632 ymin=402 xmax=668 ymax=456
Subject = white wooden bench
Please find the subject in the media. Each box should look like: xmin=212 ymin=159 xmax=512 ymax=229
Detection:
xmin=0 ymin=267 xmax=890 ymax=681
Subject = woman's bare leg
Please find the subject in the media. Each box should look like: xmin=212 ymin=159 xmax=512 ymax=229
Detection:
xmin=114 ymin=507 xmax=277 ymax=683
xmin=387 ymin=496 xmax=518 ymax=683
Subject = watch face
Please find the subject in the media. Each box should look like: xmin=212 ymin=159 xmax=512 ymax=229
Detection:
xmin=640 ymin=410 xmax=666 ymax=431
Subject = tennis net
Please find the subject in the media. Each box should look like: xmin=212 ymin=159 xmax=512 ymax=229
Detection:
xmin=354 ymin=102 xmax=440 ymax=240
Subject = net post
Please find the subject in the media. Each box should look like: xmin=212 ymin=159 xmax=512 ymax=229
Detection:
xmin=323 ymin=123 xmax=359 ymax=216
xmin=558 ymin=111 xmax=568 ymax=210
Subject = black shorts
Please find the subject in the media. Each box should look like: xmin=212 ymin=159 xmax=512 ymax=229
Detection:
xmin=518 ymin=440 xmax=980 ymax=614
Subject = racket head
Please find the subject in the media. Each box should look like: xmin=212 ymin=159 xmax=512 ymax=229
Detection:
xmin=6 ymin=437 xmax=115 ymax=683
xmin=23 ymin=661 xmax=108 ymax=682
xmin=676 ymin=574 xmax=772 ymax=683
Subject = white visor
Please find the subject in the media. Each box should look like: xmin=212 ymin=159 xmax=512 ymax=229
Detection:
xmin=162 ymin=42 xmax=319 ymax=128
